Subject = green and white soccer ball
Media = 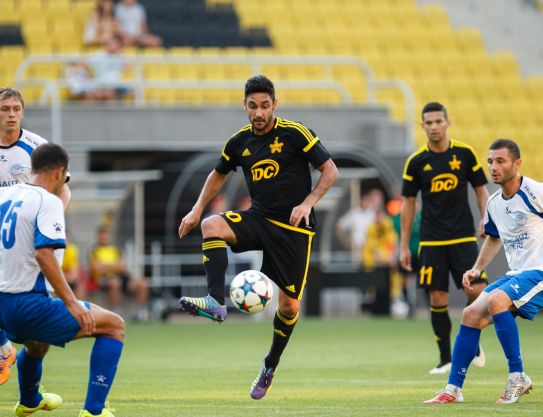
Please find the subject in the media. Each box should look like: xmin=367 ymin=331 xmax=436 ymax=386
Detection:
xmin=229 ymin=270 xmax=273 ymax=313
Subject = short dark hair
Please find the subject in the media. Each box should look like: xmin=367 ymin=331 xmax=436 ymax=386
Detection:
xmin=422 ymin=102 xmax=447 ymax=120
xmin=0 ymin=87 xmax=24 ymax=108
xmin=31 ymin=143 xmax=69 ymax=174
xmin=489 ymin=138 xmax=521 ymax=160
xmin=245 ymin=75 xmax=275 ymax=100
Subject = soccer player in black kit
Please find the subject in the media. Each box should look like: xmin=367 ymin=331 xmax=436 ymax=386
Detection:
xmin=400 ymin=102 xmax=489 ymax=375
xmin=178 ymin=75 xmax=338 ymax=399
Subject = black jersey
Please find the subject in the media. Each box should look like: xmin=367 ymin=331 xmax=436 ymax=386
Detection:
xmin=215 ymin=117 xmax=331 ymax=225
xmin=402 ymin=140 xmax=487 ymax=243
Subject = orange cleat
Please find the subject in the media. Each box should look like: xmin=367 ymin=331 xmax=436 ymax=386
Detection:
xmin=0 ymin=346 xmax=17 ymax=385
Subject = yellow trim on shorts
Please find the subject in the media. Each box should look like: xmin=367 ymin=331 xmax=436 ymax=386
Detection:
xmin=265 ymin=218 xmax=316 ymax=236
xmin=419 ymin=236 xmax=477 ymax=247
xmin=297 ymin=233 xmax=313 ymax=300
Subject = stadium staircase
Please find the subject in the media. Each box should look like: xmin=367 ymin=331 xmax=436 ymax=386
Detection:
xmin=1 ymin=0 xmax=542 ymax=176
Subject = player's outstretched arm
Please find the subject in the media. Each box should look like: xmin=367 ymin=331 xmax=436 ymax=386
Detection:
xmin=462 ymin=235 xmax=502 ymax=291
xmin=399 ymin=196 xmax=416 ymax=271
xmin=179 ymin=169 xmax=228 ymax=238
xmin=290 ymin=159 xmax=338 ymax=227
xmin=36 ymin=247 xmax=95 ymax=335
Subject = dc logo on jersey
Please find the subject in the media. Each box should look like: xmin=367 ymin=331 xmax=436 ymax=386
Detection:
xmin=10 ymin=163 xmax=26 ymax=177
xmin=53 ymin=223 xmax=63 ymax=232
xmin=516 ymin=213 xmax=528 ymax=227
xmin=251 ymin=159 xmax=280 ymax=182
xmin=430 ymin=173 xmax=458 ymax=193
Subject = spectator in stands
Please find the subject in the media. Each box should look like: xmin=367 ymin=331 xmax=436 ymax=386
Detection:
xmin=61 ymin=233 xmax=85 ymax=300
xmin=65 ymin=61 xmax=96 ymax=101
xmin=88 ymin=36 xmax=132 ymax=101
xmin=88 ymin=225 xmax=150 ymax=322
xmin=361 ymin=208 xmax=397 ymax=271
xmin=336 ymin=188 xmax=384 ymax=261
xmin=84 ymin=0 xmax=124 ymax=47
xmin=115 ymin=0 xmax=162 ymax=48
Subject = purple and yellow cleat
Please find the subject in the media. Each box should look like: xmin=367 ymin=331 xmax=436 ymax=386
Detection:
xmin=179 ymin=295 xmax=227 ymax=322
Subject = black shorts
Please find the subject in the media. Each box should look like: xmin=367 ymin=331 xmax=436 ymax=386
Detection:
xmin=418 ymin=241 xmax=487 ymax=291
xmin=220 ymin=209 xmax=315 ymax=300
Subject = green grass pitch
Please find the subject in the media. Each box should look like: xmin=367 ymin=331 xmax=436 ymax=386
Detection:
xmin=1 ymin=316 xmax=542 ymax=416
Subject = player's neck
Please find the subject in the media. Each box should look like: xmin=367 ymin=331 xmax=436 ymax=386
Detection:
xmin=0 ymin=128 xmax=21 ymax=146
xmin=427 ymin=137 xmax=450 ymax=153
xmin=501 ymin=175 xmax=522 ymax=199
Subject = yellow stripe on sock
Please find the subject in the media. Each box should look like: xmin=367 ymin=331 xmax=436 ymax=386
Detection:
xmin=276 ymin=310 xmax=299 ymax=326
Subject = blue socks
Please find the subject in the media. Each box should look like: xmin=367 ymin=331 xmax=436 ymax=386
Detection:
xmin=493 ymin=311 xmax=523 ymax=373
xmin=84 ymin=337 xmax=123 ymax=415
xmin=17 ymin=348 xmax=43 ymax=408
xmin=448 ymin=324 xmax=481 ymax=388
xmin=0 ymin=329 xmax=9 ymax=347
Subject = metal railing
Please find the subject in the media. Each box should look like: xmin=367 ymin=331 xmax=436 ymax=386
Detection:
xmin=15 ymin=54 xmax=416 ymax=146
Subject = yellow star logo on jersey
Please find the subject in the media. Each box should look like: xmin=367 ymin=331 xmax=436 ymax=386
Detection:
xmin=242 ymin=148 xmax=251 ymax=157
xmin=423 ymin=163 xmax=433 ymax=171
xmin=449 ymin=155 xmax=461 ymax=170
xmin=285 ymin=284 xmax=295 ymax=293
xmin=269 ymin=137 xmax=284 ymax=154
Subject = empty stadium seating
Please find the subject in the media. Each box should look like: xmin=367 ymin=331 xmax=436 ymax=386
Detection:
xmin=1 ymin=0 xmax=542 ymax=176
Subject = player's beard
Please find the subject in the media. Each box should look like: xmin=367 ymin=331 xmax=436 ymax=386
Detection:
xmin=251 ymin=115 xmax=273 ymax=134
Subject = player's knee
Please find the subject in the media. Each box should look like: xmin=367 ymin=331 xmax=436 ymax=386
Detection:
xmin=24 ymin=341 xmax=50 ymax=358
xmin=487 ymin=291 xmax=511 ymax=315
xmin=109 ymin=312 xmax=126 ymax=341
xmin=201 ymin=215 xmax=226 ymax=238
xmin=461 ymin=303 xmax=485 ymax=328
xmin=279 ymin=303 xmax=299 ymax=319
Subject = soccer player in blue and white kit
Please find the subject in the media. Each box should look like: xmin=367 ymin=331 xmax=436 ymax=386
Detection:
xmin=0 ymin=143 xmax=124 ymax=417
xmin=426 ymin=138 xmax=541 ymax=405
xmin=0 ymin=87 xmax=70 ymax=385
xmin=0 ymin=87 xmax=73 ymax=385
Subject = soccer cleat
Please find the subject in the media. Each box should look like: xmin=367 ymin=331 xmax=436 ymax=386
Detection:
xmin=79 ymin=405 xmax=116 ymax=417
xmin=429 ymin=361 xmax=452 ymax=375
xmin=0 ymin=346 xmax=17 ymax=385
xmin=179 ymin=295 xmax=227 ymax=322
xmin=250 ymin=364 xmax=275 ymax=400
xmin=14 ymin=386 xmax=62 ymax=416
xmin=424 ymin=384 xmax=464 ymax=404
xmin=495 ymin=372 xmax=532 ymax=404
xmin=472 ymin=344 xmax=486 ymax=368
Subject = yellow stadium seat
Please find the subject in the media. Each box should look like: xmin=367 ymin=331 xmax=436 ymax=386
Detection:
xmin=143 ymin=65 xmax=171 ymax=80
xmin=172 ymin=65 xmax=200 ymax=80
xmin=455 ymin=27 xmax=485 ymax=53
xmin=491 ymin=50 xmax=520 ymax=77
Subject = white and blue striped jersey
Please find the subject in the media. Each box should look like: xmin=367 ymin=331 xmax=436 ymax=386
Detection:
xmin=484 ymin=176 xmax=543 ymax=273
xmin=0 ymin=184 xmax=66 ymax=294
xmin=0 ymin=129 xmax=48 ymax=187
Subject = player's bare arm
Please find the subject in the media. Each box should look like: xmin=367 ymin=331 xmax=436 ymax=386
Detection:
xmin=36 ymin=247 xmax=95 ymax=335
xmin=179 ymin=169 xmax=228 ymax=237
xmin=290 ymin=159 xmax=338 ymax=227
xmin=474 ymin=185 xmax=489 ymax=237
xmin=462 ymin=235 xmax=502 ymax=290
xmin=399 ymin=196 xmax=416 ymax=271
